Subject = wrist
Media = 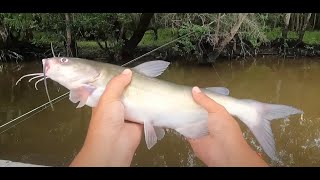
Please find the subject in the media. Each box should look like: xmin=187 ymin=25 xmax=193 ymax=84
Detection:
xmin=81 ymin=129 xmax=136 ymax=167
xmin=222 ymin=137 xmax=268 ymax=167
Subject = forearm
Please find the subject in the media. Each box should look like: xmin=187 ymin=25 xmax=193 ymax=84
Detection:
xmin=221 ymin=137 xmax=269 ymax=167
xmin=70 ymin=136 xmax=136 ymax=167
xmin=218 ymin=120 xmax=269 ymax=167
xmin=69 ymin=124 xmax=133 ymax=167
xmin=69 ymin=140 xmax=111 ymax=167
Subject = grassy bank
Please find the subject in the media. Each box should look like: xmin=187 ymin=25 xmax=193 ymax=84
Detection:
xmin=264 ymin=28 xmax=320 ymax=45
xmin=76 ymin=28 xmax=320 ymax=50
xmin=26 ymin=28 xmax=320 ymax=61
xmin=77 ymin=28 xmax=177 ymax=54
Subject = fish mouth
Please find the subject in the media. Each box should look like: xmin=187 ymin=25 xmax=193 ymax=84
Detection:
xmin=42 ymin=59 xmax=50 ymax=74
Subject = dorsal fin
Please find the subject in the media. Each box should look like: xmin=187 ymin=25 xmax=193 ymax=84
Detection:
xmin=133 ymin=60 xmax=170 ymax=77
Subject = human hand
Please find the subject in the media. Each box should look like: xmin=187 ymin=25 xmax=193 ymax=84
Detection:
xmin=70 ymin=69 xmax=143 ymax=167
xmin=187 ymin=86 xmax=268 ymax=167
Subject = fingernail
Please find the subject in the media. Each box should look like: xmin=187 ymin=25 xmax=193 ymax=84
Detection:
xmin=192 ymin=86 xmax=201 ymax=93
xmin=122 ymin=69 xmax=131 ymax=75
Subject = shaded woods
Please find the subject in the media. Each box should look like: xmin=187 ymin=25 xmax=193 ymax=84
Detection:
xmin=1 ymin=13 xmax=320 ymax=64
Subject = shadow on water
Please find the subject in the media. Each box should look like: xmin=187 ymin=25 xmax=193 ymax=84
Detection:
xmin=0 ymin=56 xmax=320 ymax=166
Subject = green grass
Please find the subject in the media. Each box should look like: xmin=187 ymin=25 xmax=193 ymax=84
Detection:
xmin=77 ymin=41 xmax=98 ymax=48
xmin=33 ymin=27 xmax=320 ymax=52
xmin=139 ymin=28 xmax=320 ymax=47
xmin=75 ymin=28 xmax=178 ymax=50
xmin=264 ymin=27 xmax=298 ymax=41
xmin=264 ymin=27 xmax=320 ymax=45
xmin=302 ymin=31 xmax=320 ymax=45
xmin=138 ymin=28 xmax=178 ymax=47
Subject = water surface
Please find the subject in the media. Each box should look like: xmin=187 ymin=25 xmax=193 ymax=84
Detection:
xmin=0 ymin=57 xmax=319 ymax=166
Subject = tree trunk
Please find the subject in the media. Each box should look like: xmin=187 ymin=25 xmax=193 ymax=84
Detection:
xmin=122 ymin=13 xmax=154 ymax=57
xmin=316 ymin=13 xmax=320 ymax=29
xmin=0 ymin=23 xmax=9 ymax=49
xmin=213 ymin=13 xmax=221 ymax=46
xmin=289 ymin=14 xmax=296 ymax=31
xmin=273 ymin=18 xmax=278 ymax=29
xmin=296 ymin=13 xmax=300 ymax=31
xmin=208 ymin=13 xmax=248 ymax=62
xmin=282 ymin=13 xmax=291 ymax=40
xmin=0 ymin=16 xmax=12 ymax=49
xmin=65 ymin=13 xmax=77 ymax=57
xmin=317 ymin=13 xmax=320 ymax=29
xmin=313 ymin=13 xmax=317 ymax=30
xmin=298 ymin=13 xmax=312 ymax=42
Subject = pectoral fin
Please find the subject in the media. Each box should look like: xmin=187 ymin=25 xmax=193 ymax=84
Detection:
xmin=144 ymin=121 xmax=165 ymax=149
xmin=144 ymin=121 xmax=158 ymax=149
xmin=69 ymin=84 xmax=96 ymax=108
xmin=155 ymin=127 xmax=165 ymax=140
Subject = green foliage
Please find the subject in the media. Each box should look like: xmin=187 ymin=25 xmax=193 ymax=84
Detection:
xmin=138 ymin=28 xmax=177 ymax=47
xmin=2 ymin=13 xmax=36 ymax=31
xmin=173 ymin=23 xmax=211 ymax=56
xmin=73 ymin=13 xmax=120 ymax=39
xmin=263 ymin=13 xmax=284 ymax=29
xmin=34 ymin=13 xmax=66 ymax=41
xmin=32 ymin=32 xmax=60 ymax=45
xmin=1 ymin=13 xmax=320 ymax=61
xmin=0 ymin=13 xmax=39 ymax=42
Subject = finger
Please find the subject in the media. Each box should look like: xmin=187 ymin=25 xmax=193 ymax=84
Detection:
xmin=100 ymin=69 xmax=132 ymax=103
xmin=191 ymin=86 xmax=225 ymax=113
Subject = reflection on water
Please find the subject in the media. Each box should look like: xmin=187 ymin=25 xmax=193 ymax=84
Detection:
xmin=0 ymin=57 xmax=319 ymax=166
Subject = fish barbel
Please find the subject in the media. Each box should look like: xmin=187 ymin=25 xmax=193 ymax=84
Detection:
xmin=17 ymin=57 xmax=304 ymax=161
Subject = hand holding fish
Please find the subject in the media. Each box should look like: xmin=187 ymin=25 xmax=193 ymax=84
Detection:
xmin=69 ymin=69 xmax=143 ymax=167
xmin=187 ymin=87 xmax=269 ymax=167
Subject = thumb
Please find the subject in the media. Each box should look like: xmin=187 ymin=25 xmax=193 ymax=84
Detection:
xmin=191 ymin=86 xmax=242 ymax=138
xmin=191 ymin=86 xmax=226 ymax=114
xmin=99 ymin=68 xmax=132 ymax=104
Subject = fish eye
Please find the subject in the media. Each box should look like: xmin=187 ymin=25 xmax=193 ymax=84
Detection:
xmin=60 ymin=58 xmax=68 ymax=63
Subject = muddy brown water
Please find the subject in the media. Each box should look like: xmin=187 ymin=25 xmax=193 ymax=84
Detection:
xmin=0 ymin=57 xmax=319 ymax=166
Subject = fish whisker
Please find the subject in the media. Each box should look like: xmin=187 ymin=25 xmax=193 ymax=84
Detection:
xmin=16 ymin=73 xmax=44 ymax=85
xmin=28 ymin=75 xmax=44 ymax=82
xmin=42 ymin=59 xmax=54 ymax=111
xmin=34 ymin=77 xmax=46 ymax=90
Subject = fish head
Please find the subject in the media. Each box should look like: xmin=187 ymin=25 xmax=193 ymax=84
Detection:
xmin=42 ymin=57 xmax=100 ymax=89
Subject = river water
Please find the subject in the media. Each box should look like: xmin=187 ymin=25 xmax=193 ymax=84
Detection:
xmin=0 ymin=56 xmax=319 ymax=166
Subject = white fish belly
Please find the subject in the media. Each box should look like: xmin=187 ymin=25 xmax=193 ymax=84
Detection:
xmin=121 ymin=84 xmax=211 ymax=138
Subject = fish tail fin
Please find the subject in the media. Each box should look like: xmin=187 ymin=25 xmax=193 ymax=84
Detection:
xmin=238 ymin=99 xmax=303 ymax=161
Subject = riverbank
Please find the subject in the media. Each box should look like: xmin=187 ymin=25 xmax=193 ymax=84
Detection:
xmin=78 ymin=28 xmax=320 ymax=61
xmin=3 ymin=28 xmax=320 ymax=64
